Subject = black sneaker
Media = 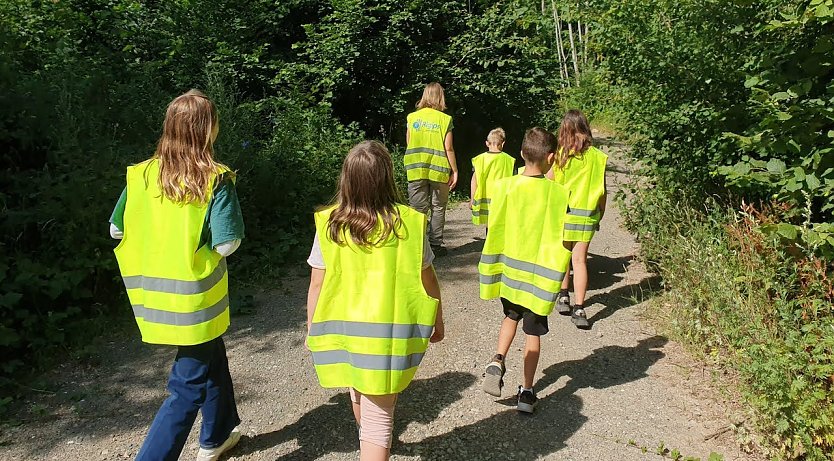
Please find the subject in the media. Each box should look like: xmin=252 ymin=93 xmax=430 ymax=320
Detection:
xmin=482 ymin=356 xmax=505 ymax=397
xmin=571 ymin=304 xmax=590 ymax=329
xmin=431 ymin=245 xmax=448 ymax=257
xmin=516 ymin=386 xmax=537 ymax=413
xmin=556 ymin=291 xmax=571 ymax=315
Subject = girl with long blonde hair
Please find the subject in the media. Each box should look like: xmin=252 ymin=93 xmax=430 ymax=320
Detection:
xmin=306 ymin=140 xmax=444 ymax=461
xmin=110 ymin=89 xmax=245 ymax=461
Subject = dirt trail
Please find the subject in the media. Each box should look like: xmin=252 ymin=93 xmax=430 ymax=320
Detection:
xmin=1 ymin=136 xmax=753 ymax=460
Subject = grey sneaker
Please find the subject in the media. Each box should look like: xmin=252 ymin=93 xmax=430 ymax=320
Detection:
xmin=482 ymin=357 xmax=505 ymax=397
xmin=571 ymin=305 xmax=590 ymax=329
xmin=556 ymin=292 xmax=571 ymax=315
xmin=516 ymin=386 xmax=538 ymax=413
xmin=196 ymin=427 xmax=241 ymax=461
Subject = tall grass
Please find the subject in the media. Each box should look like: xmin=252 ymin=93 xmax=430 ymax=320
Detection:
xmin=620 ymin=185 xmax=834 ymax=459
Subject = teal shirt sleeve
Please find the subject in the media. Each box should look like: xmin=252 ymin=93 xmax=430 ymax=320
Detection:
xmin=206 ymin=174 xmax=245 ymax=248
xmin=110 ymin=187 xmax=127 ymax=231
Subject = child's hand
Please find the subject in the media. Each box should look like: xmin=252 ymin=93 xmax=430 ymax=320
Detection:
xmin=469 ymin=199 xmax=474 ymax=209
xmin=430 ymin=323 xmax=445 ymax=343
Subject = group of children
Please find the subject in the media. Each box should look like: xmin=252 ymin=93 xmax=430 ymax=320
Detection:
xmin=111 ymin=85 xmax=606 ymax=461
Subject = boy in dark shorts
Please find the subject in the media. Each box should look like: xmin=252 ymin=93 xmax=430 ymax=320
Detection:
xmin=478 ymin=127 xmax=572 ymax=413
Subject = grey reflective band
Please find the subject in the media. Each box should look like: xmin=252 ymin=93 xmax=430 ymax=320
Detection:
xmin=405 ymin=163 xmax=451 ymax=174
xmin=565 ymin=223 xmax=596 ymax=231
xmin=309 ymin=320 xmax=434 ymax=339
xmin=479 ymin=273 xmax=559 ymax=303
xmin=567 ymin=207 xmax=598 ymax=217
xmin=405 ymin=147 xmax=446 ymax=157
xmin=480 ymin=254 xmax=566 ymax=283
xmin=123 ymin=259 xmax=227 ymax=295
xmin=471 ymin=210 xmax=489 ymax=217
xmin=312 ymin=350 xmax=425 ymax=371
xmin=472 ymin=199 xmax=491 ymax=207
xmin=132 ymin=294 xmax=229 ymax=326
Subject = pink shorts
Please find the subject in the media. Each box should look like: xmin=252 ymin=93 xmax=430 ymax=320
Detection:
xmin=350 ymin=388 xmax=398 ymax=449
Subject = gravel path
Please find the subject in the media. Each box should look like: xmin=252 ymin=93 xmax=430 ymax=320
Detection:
xmin=1 ymin=137 xmax=754 ymax=461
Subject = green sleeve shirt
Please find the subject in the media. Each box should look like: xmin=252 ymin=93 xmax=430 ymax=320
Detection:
xmin=109 ymin=175 xmax=245 ymax=248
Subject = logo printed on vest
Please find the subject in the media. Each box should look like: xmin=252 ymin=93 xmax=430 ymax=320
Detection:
xmin=411 ymin=119 xmax=441 ymax=132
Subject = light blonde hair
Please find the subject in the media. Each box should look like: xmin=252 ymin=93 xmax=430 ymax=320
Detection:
xmin=325 ymin=141 xmax=404 ymax=247
xmin=415 ymin=82 xmax=447 ymax=111
xmin=153 ymin=89 xmax=227 ymax=204
xmin=487 ymin=127 xmax=506 ymax=145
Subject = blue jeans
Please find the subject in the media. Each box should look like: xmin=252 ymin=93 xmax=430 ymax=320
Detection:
xmin=136 ymin=336 xmax=240 ymax=461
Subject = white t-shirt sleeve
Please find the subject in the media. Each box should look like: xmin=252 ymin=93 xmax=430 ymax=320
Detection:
xmin=307 ymin=230 xmax=435 ymax=270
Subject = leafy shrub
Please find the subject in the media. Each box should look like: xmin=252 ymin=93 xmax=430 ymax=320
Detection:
xmin=620 ymin=185 xmax=834 ymax=459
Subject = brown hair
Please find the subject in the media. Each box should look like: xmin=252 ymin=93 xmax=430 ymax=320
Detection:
xmin=487 ymin=127 xmax=506 ymax=145
xmin=415 ymin=82 xmax=447 ymax=111
xmin=556 ymin=109 xmax=593 ymax=169
xmin=326 ymin=140 xmax=404 ymax=246
xmin=153 ymin=89 xmax=227 ymax=204
xmin=520 ymin=127 xmax=557 ymax=164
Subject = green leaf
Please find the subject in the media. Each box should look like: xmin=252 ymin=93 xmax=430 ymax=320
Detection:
xmin=766 ymin=158 xmax=786 ymax=174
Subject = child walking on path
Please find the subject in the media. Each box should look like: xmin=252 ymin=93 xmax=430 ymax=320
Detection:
xmin=479 ymin=127 xmax=572 ymax=413
xmin=110 ymin=90 xmax=245 ymax=461
xmin=470 ymin=128 xmax=516 ymax=227
xmin=404 ymin=82 xmax=459 ymax=256
xmin=306 ymin=140 xmax=445 ymax=461
xmin=547 ymin=110 xmax=608 ymax=329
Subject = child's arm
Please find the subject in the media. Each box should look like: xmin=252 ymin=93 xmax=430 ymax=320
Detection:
xmin=470 ymin=172 xmax=478 ymax=209
xmin=598 ymin=176 xmax=608 ymax=220
xmin=307 ymin=268 xmax=325 ymax=334
xmin=421 ymin=266 xmax=444 ymax=343
xmin=109 ymin=187 xmax=127 ymax=239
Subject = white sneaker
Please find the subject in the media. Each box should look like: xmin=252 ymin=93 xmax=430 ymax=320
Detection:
xmin=196 ymin=427 xmax=241 ymax=461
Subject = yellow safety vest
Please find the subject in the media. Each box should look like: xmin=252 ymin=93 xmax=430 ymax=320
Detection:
xmin=405 ymin=108 xmax=452 ymax=183
xmin=471 ymin=151 xmax=515 ymax=225
xmin=114 ymin=159 xmax=231 ymax=346
xmin=479 ymin=176 xmax=572 ymax=316
xmin=552 ymin=146 xmax=608 ymax=242
xmin=307 ymin=204 xmax=439 ymax=395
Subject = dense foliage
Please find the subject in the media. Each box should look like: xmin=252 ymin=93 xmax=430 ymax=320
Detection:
xmin=0 ymin=0 xmax=562 ymax=384
xmin=564 ymin=0 xmax=834 ymax=458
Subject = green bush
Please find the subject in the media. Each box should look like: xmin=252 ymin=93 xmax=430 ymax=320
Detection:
xmin=620 ymin=186 xmax=834 ymax=459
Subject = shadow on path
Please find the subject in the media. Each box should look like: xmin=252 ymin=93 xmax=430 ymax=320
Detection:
xmin=395 ymin=336 xmax=667 ymax=460
xmin=231 ymin=371 xmax=476 ymax=460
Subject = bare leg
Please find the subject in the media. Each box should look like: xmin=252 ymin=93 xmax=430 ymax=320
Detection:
xmin=522 ymin=335 xmax=541 ymax=389
xmin=496 ymin=316 xmax=519 ymax=358
xmin=571 ymin=242 xmax=590 ymax=305
xmin=561 ymin=241 xmax=575 ymax=291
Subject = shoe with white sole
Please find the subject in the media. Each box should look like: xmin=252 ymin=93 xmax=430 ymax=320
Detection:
xmin=196 ymin=427 xmax=241 ymax=461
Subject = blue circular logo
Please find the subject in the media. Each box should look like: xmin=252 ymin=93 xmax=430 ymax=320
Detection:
xmin=412 ymin=121 xmax=421 ymax=130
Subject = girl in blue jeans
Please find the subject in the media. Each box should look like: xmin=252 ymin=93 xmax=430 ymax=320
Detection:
xmin=110 ymin=89 xmax=244 ymax=461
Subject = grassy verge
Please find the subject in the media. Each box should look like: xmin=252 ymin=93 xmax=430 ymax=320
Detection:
xmin=619 ymin=183 xmax=834 ymax=460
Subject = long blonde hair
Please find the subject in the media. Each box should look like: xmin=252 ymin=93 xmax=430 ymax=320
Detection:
xmin=154 ymin=89 xmax=226 ymax=204
xmin=415 ymin=82 xmax=447 ymax=111
xmin=556 ymin=109 xmax=593 ymax=169
xmin=326 ymin=140 xmax=404 ymax=246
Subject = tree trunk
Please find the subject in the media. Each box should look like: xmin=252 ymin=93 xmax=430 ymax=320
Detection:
xmin=551 ymin=0 xmax=570 ymax=86
xmin=568 ymin=22 xmax=580 ymax=85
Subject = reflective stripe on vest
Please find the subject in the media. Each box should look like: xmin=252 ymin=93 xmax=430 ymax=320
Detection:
xmin=308 ymin=204 xmax=439 ymax=395
xmin=114 ymin=159 xmax=231 ymax=346
xmin=471 ymin=152 xmax=515 ymax=225
xmin=405 ymin=108 xmax=452 ymax=182
xmin=552 ymin=146 xmax=607 ymax=242
xmin=478 ymin=175 xmax=572 ymax=316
